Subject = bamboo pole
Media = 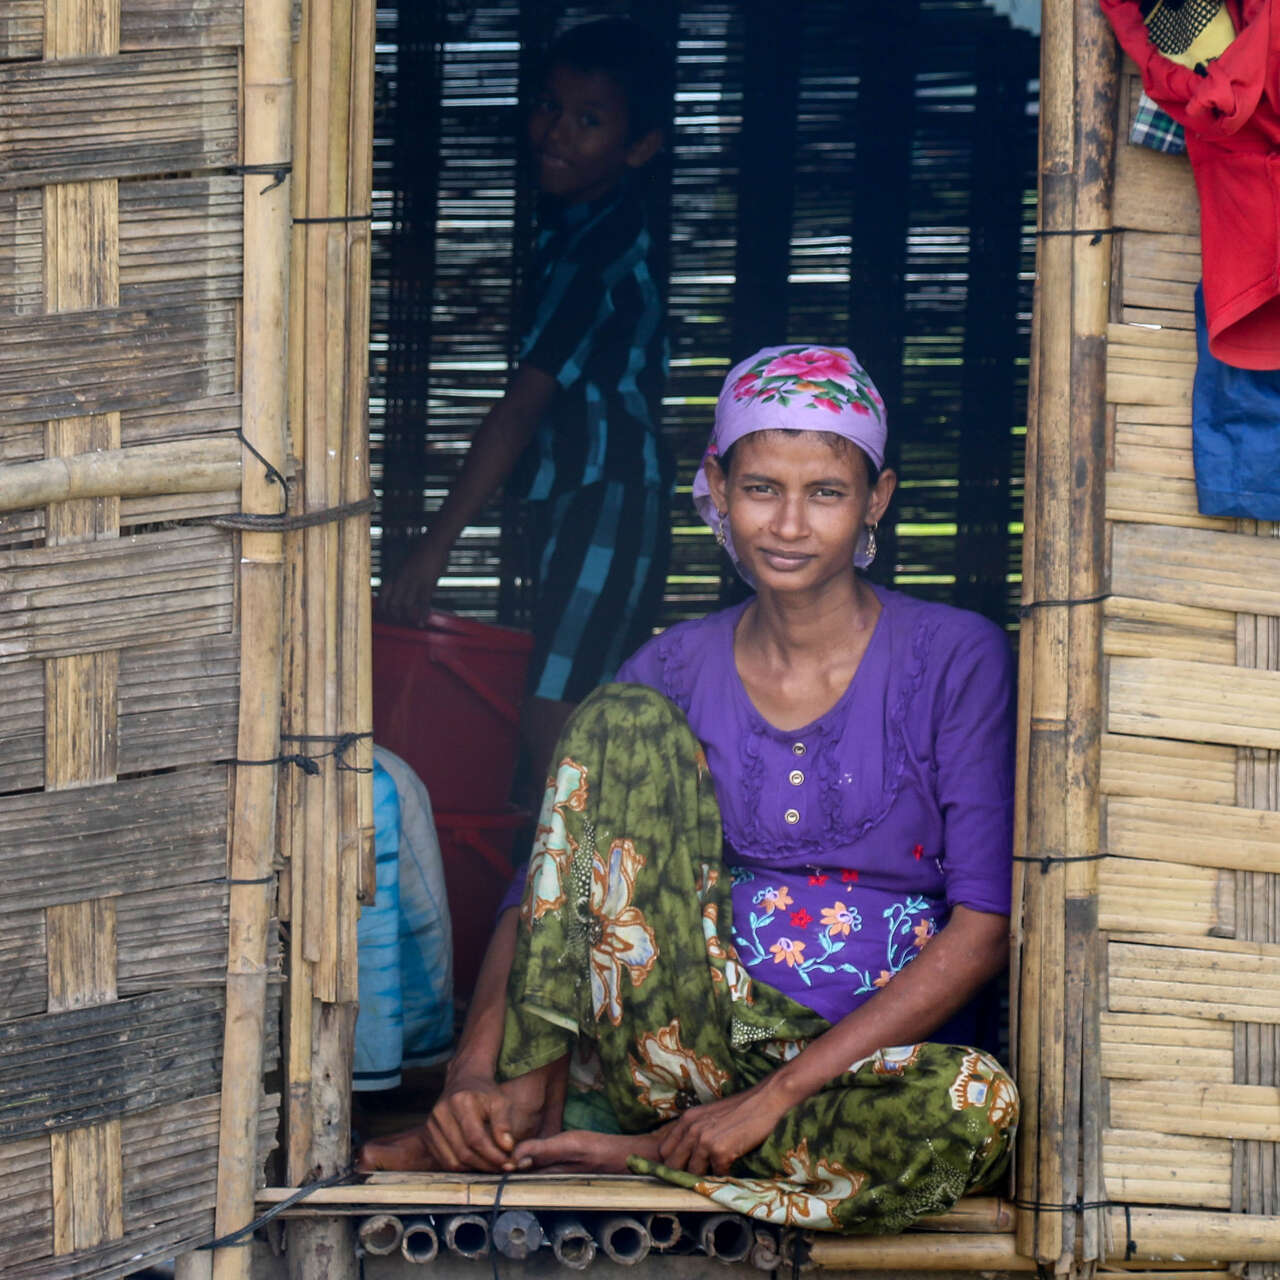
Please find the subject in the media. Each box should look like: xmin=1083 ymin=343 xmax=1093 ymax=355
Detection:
xmin=1015 ymin=0 xmax=1116 ymax=1268
xmin=0 ymin=438 xmax=239 ymax=512
xmin=1105 ymin=1207 xmax=1280 ymax=1263
xmin=207 ymin=0 xmax=292 ymax=1275
xmin=806 ymin=1233 xmax=1034 ymax=1271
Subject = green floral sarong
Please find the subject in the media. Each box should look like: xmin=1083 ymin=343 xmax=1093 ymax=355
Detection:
xmin=497 ymin=684 xmax=1017 ymax=1234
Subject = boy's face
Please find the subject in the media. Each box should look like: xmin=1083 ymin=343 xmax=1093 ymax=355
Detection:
xmin=528 ymin=63 xmax=657 ymax=204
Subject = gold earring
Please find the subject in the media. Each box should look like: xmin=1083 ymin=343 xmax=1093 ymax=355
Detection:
xmin=715 ymin=511 xmax=728 ymax=548
xmin=863 ymin=522 xmax=877 ymax=565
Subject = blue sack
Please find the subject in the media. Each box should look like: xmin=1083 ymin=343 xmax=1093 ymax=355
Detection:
xmin=1193 ymin=282 xmax=1280 ymax=520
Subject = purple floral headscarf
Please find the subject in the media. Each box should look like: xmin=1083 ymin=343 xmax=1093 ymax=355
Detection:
xmin=692 ymin=344 xmax=888 ymax=581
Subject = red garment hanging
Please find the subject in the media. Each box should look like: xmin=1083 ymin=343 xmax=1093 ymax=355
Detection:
xmin=1102 ymin=0 xmax=1280 ymax=369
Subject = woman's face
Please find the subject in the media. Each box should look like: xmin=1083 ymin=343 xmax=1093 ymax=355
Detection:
xmin=707 ymin=431 xmax=896 ymax=596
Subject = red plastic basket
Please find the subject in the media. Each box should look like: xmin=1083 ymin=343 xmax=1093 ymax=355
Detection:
xmin=434 ymin=808 xmax=529 ymax=999
xmin=372 ymin=611 xmax=534 ymax=813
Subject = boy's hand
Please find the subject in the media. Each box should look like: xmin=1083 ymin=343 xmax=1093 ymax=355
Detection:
xmin=379 ymin=538 xmax=448 ymax=626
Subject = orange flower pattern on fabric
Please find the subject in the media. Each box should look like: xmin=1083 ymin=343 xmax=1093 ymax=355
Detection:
xmin=589 ymin=837 xmax=658 ymax=1026
xmin=692 ymin=1139 xmax=867 ymax=1229
xmin=759 ymin=885 xmax=792 ymax=913
xmin=820 ymin=902 xmax=860 ymax=937
xmin=769 ymin=937 xmax=805 ymax=967
xmin=913 ymin=918 xmax=935 ymax=949
xmin=629 ymin=1019 xmax=731 ymax=1120
xmin=522 ymin=758 xmax=589 ymax=926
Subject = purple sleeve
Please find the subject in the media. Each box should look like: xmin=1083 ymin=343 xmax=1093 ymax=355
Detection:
xmin=934 ymin=619 xmax=1016 ymax=915
xmin=496 ymin=866 xmax=525 ymax=920
xmin=614 ymin=634 xmax=666 ymax=690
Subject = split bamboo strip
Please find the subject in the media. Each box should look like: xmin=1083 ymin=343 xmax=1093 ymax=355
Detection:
xmin=0 ymin=437 xmax=239 ymax=513
xmin=0 ymin=2 xmax=42 ymax=58
xmin=0 ymin=767 xmax=225 ymax=911
xmin=118 ymin=0 xmax=243 ymax=51
xmin=1108 ymin=795 xmax=1280 ymax=875
xmin=1106 ymin=470 xmax=1233 ymax=530
xmin=1112 ymin=522 xmax=1280 ymax=619
xmin=1105 ymin=1206 xmax=1280 ymax=1262
xmin=0 ymin=1137 xmax=53 ymax=1273
xmin=805 ymin=1234 xmax=1033 ymax=1271
xmin=1102 ymin=1129 xmax=1231 ymax=1209
xmin=1102 ymin=596 xmax=1235 ymax=665
xmin=1111 ymin=130 xmax=1199 ymax=234
xmin=1109 ymin=657 xmax=1280 ymax=751
xmin=1097 ymin=857 xmax=1222 ymax=936
xmin=206 ymin=0 xmax=292 ymax=1276
xmin=0 ymin=50 xmax=239 ymax=189
xmin=1013 ymin=0 xmax=1113 ymax=1264
xmin=1112 ymin=431 xmax=1193 ymax=480
xmin=1110 ymin=1080 xmax=1280 ymax=1142
xmin=0 ymin=302 xmax=237 ymax=429
xmin=0 ymin=527 xmax=234 ymax=665
xmin=1100 ymin=733 xmax=1237 ymax=804
xmin=277 ymin=0 xmax=373 ymax=1270
xmin=1101 ymin=1011 xmax=1235 ymax=1081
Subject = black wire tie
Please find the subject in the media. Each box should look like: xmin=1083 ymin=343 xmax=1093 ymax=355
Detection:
xmin=294 ymin=212 xmax=374 ymax=224
xmin=197 ymin=1165 xmax=355 ymax=1251
xmin=208 ymin=496 xmax=375 ymax=534
xmin=234 ymin=427 xmax=289 ymax=502
xmin=1124 ymin=1203 xmax=1137 ymax=1260
xmin=1019 ymin=592 xmax=1111 ymax=616
xmin=233 ymin=161 xmax=292 ymax=194
xmin=1012 ymin=851 xmax=1110 ymax=875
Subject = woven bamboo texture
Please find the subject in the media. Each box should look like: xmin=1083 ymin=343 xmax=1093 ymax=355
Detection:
xmin=0 ymin=1 xmax=311 ymax=1276
xmin=1017 ymin=43 xmax=1280 ymax=1274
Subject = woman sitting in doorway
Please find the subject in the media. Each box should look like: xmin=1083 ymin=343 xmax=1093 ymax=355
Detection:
xmin=358 ymin=345 xmax=1018 ymax=1234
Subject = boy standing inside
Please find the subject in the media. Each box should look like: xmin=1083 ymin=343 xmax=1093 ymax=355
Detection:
xmin=381 ymin=19 xmax=674 ymax=781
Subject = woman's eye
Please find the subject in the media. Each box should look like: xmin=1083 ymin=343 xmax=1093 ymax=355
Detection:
xmin=814 ymin=488 xmax=844 ymax=499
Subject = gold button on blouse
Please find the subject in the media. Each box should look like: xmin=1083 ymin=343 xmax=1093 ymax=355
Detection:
xmin=792 ymin=742 xmax=806 ymax=757
xmin=789 ymin=769 xmax=804 ymax=786
xmin=784 ymin=808 xmax=800 ymax=825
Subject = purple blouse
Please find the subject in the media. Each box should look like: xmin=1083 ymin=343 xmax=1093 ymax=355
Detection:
xmin=615 ymin=585 xmax=1015 ymax=1037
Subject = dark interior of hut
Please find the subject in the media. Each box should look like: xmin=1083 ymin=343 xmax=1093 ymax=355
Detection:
xmin=357 ymin=0 xmax=1041 ymax=1142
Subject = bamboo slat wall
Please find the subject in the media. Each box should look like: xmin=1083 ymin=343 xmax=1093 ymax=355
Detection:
xmin=0 ymin=0 xmax=376 ymax=1277
xmin=1017 ymin=7 xmax=1280 ymax=1272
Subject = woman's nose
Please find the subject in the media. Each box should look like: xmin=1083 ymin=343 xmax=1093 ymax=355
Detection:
xmin=772 ymin=496 xmax=808 ymax=538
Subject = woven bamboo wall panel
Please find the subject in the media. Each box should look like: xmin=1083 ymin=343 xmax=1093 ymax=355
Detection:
xmin=0 ymin=0 xmax=245 ymax=60
xmin=0 ymin=635 xmax=238 ymax=790
xmin=0 ymin=988 xmax=224 ymax=1141
xmin=1097 ymin=60 xmax=1280 ymax=1253
xmin=0 ymin=527 xmax=233 ymax=662
xmin=0 ymin=768 xmax=226 ymax=909
xmin=0 ymin=50 xmax=238 ymax=189
xmin=1097 ymin=856 xmax=1223 ymax=935
xmin=1103 ymin=1128 xmax=1232 ymax=1209
xmin=0 ymin=302 xmax=236 ymax=429
xmin=1102 ymin=596 xmax=1235 ymax=665
xmin=0 ymin=1094 xmax=278 ymax=1278
xmin=1100 ymin=1011 xmax=1235 ymax=1083
xmin=1109 ymin=657 xmax=1280 ymax=750
xmin=1112 ymin=523 xmax=1280 ymax=618
xmin=1100 ymin=732 xmax=1236 ymax=804
xmin=1109 ymin=937 xmax=1280 ymax=1023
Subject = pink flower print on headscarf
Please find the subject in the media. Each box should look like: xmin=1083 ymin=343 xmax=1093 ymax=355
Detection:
xmin=763 ymin=348 xmax=854 ymax=383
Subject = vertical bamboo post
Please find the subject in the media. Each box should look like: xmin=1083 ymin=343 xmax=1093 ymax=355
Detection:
xmin=41 ymin=0 xmax=126 ymax=1262
xmin=1014 ymin=0 xmax=1115 ymax=1269
xmin=282 ymin=0 xmax=376 ymax=1273
xmin=206 ymin=0 xmax=293 ymax=1276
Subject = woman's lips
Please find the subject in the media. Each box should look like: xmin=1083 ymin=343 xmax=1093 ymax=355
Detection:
xmin=758 ymin=548 xmax=813 ymax=570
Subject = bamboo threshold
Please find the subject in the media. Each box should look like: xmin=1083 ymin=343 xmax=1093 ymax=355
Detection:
xmin=257 ymin=1179 xmax=1014 ymax=1232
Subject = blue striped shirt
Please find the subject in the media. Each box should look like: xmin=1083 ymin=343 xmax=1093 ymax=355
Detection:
xmin=511 ymin=185 xmax=671 ymax=501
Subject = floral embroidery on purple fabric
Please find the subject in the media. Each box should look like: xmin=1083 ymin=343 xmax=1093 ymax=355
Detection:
xmin=735 ymin=886 xmax=868 ymax=990
xmin=726 ymin=616 xmax=941 ymax=863
xmin=845 ymin=897 xmax=936 ymax=997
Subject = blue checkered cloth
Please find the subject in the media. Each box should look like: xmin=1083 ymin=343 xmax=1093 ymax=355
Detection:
xmin=1131 ymin=91 xmax=1187 ymax=154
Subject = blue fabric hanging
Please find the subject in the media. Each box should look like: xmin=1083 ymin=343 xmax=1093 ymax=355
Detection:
xmin=1194 ymin=281 xmax=1280 ymax=520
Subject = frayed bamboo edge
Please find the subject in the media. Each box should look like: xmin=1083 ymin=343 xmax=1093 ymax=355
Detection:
xmin=207 ymin=0 xmax=293 ymax=1276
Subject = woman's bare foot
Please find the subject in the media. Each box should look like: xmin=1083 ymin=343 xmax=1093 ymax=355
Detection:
xmin=510 ymin=1128 xmax=665 ymax=1174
